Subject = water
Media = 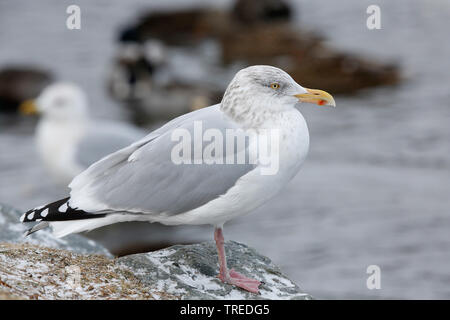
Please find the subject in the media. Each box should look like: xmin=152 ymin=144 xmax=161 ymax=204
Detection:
xmin=1 ymin=0 xmax=450 ymax=299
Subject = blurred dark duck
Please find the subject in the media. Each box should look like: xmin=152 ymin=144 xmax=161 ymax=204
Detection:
xmin=109 ymin=0 xmax=400 ymax=107
xmin=0 ymin=67 xmax=52 ymax=114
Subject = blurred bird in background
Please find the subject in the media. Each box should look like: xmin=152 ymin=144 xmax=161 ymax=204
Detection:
xmin=19 ymin=83 xmax=146 ymax=185
xmin=17 ymin=83 xmax=199 ymax=255
xmin=0 ymin=67 xmax=52 ymax=115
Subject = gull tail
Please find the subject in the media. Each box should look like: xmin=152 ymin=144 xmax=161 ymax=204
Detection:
xmin=24 ymin=221 xmax=50 ymax=236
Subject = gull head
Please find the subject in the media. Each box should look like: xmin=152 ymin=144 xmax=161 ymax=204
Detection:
xmin=221 ymin=65 xmax=335 ymax=124
xmin=19 ymin=83 xmax=89 ymax=121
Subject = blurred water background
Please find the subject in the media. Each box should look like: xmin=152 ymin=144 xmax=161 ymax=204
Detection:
xmin=0 ymin=0 xmax=449 ymax=299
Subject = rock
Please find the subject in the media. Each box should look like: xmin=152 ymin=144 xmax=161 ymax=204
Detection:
xmin=0 ymin=243 xmax=161 ymax=300
xmin=1 ymin=203 xmax=311 ymax=299
xmin=0 ymin=241 xmax=311 ymax=300
xmin=0 ymin=203 xmax=110 ymax=256
xmin=0 ymin=290 xmax=22 ymax=300
xmin=119 ymin=241 xmax=311 ymax=300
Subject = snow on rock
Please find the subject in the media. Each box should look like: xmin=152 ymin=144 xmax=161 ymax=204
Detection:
xmin=1 ymin=203 xmax=311 ymax=300
xmin=0 ymin=241 xmax=312 ymax=300
xmin=119 ymin=241 xmax=312 ymax=300
xmin=0 ymin=243 xmax=173 ymax=300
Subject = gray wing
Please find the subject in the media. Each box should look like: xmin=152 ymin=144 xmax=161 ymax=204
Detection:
xmin=69 ymin=105 xmax=256 ymax=216
xmin=75 ymin=122 xmax=146 ymax=168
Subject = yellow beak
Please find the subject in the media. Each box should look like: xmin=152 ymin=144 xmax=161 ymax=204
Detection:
xmin=295 ymin=88 xmax=336 ymax=107
xmin=19 ymin=100 xmax=39 ymax=115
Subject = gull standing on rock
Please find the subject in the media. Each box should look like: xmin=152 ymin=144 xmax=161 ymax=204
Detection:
xmin=20 ymin=83 xmax=146 ymax=185
xmin=21 ymin=66 xmax=335 ymax=293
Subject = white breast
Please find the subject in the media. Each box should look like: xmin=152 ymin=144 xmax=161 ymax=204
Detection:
xmin=36 ymin=120 xmax=86 ymax=185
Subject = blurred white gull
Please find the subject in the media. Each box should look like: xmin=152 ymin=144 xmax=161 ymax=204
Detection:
xmin=21 ymin=66 xmax=335 ymax=293
xmin=20 ymin=83 xmax=145 ymax=185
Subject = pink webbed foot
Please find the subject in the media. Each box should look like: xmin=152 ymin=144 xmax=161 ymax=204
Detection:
xmin=214 ymin=227 xmax=261 ymax=294
xmin=219 ymin=269 xmax=261 ymax=293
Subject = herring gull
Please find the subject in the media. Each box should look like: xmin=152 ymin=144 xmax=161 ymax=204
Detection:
xmin=20 ymin=83 xmax=145 ymax=185
xmin=21 ymin=66 xmax=335 ymax=293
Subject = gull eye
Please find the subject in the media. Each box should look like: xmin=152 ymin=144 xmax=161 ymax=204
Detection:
xmin=270 ymin=83 xmax=280 ymax=90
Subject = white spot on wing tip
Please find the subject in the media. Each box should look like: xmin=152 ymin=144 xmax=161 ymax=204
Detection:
xmin=41 ymin=208 xmax=49 ymax=218
xmin=58 ymin=202 xmax=68 ymax=212
xmin=20 ymin=213 xmax=26 ymax=222
xmin=28 ymin=212 xmax=35 ymax=220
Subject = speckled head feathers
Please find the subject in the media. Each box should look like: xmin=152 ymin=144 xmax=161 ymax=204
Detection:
xmin=220 ymin=65 xmax=306 ymax=125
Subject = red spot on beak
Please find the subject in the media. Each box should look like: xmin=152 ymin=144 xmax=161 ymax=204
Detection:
xmin=318 ymin=100 xmax=326 ymax=106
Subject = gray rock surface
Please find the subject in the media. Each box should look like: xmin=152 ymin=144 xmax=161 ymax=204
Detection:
xmin=119 ymin=241 xmax=312 ymax=300
xmin=0 ymin=202 xmax=110 ymax=256
xmin=1 ymin=203 xmax=311 ymax=299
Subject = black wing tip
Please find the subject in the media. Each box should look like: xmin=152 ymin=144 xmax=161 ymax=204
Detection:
xmin=20 ymin=208 xmax=37 ymax=223
xmin=20 ymin=197 xmax=107 ymax=224
xmin=20 ymin=197 xmax=71 ymax=223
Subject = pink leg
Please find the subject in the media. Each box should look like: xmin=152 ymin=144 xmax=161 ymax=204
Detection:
xmin=214 ymin=227 xmax=261 ymax=293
